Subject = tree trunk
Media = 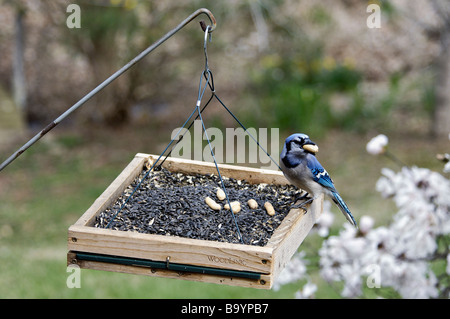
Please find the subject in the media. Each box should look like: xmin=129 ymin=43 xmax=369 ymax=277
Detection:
xmin=12 ymin=8 xmax=27 ymax=116
xmin=432 ymin=14 xmax=450 ymax=137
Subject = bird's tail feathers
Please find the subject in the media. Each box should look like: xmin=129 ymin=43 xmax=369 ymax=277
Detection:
xmin=331 ymin=191 xmax=358 ymax=228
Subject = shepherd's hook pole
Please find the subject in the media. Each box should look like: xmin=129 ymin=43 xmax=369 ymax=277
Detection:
xmin=0 ymin=8 xmax=216 ymax=172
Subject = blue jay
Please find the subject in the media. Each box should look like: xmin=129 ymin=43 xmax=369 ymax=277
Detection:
xmin=280 ymin=133 xmax=357 ymax=228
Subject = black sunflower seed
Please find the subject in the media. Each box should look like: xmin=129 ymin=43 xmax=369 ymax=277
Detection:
xmin=95 ymin=167 xmax=303 ymax=246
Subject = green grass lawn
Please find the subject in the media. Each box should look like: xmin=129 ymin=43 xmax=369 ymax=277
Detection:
xmin=0 ymin=124 xmax=447 ymax=298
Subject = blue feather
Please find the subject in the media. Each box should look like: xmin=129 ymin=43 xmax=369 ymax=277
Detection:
xmin=331 ymin=191 xmax=358 ymax=228
xmin=306 ymin=155 xmax=336 ymax=191
xmin=307 ymin=154 xmax=357 ymax=228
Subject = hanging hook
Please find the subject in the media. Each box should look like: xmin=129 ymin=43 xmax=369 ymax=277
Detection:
xmin=203 ymin=25 xmax=211 ymax=73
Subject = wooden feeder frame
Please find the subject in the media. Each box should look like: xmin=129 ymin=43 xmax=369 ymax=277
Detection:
xmin=67 ymin=153 xmax=323 ymax=289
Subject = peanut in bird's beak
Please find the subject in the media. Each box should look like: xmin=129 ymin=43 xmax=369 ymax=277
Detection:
xmin=303 ymin=144 xmax=319 ymax=154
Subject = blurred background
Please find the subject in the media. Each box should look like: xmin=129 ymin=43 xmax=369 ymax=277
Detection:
xmin=0 ymin=0 xmax=448 ymax=298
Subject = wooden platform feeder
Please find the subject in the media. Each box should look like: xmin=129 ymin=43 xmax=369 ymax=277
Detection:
xmin=67 ymin=153 xmax=323 ymax=289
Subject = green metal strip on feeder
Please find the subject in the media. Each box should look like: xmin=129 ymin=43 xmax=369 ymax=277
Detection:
xmin=75 ymin=252 xmax=261 ymax=280
xmin=76 ymin=252 xmax=166 ymax=269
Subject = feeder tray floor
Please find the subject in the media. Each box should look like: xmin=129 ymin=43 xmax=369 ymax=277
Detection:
xmin=67 ymin=153 xmax=323 ymax=289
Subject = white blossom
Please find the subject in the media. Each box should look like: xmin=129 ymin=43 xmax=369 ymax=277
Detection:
xmin=444 ymin=161 xmax=450 ymax=173
xmin=375 ymin=168 xmax=399 ymax=197
xmin=295 ymin=281 xmax=317 ymax=299
xmin=319 ymin=224 xmax=366 ymax=298
xmin=272 ymin=251 xmax=308 ymax=291
xmin=359 ymin=215 xmax=374 ymax=234
xmin=366 ymin=134 xmax=388 ymax=155
xmin=315 ymin=200 xmax=335 ymax=237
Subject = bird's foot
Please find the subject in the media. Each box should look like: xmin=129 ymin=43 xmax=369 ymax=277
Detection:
xmin=290 ymin=196 xmax=315 ymax=211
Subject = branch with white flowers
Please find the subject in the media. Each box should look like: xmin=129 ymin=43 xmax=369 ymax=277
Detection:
xmin=273 ymin=133 xmax=450 ymax=299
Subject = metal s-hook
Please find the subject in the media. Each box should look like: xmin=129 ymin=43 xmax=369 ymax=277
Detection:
xmin=200 ymin=22 xmax=215 ymax=92
xmin=203 ymin=25 xmax=211 ymax=73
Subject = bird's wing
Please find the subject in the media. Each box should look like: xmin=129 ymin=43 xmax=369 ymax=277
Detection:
xmin=306 ymin=155 xmax=336 ymax=191
xmin=306 ymin=155 xmax=358 ymax=228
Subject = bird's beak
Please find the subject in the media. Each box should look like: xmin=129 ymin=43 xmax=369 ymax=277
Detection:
xmin=302 ymin=140 xmax=319 ymax=154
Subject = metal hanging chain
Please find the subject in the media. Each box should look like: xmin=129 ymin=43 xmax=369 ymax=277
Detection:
xmin=158 ymin=23 xmax=279 ymax=171
xmin=155 ymin=24 xmax=280 ymax=242
xmin=196 ymin=71 xmax=244 ymax=244
xmin=0 ymin=8 xmax=216 ymax=172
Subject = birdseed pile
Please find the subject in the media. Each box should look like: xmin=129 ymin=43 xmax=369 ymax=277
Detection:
xmin=95 ymin=167 xmax=304 ymax=246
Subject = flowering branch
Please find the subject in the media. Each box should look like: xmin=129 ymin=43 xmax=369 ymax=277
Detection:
xmin=273 ymin=133 xmax=450 ymax=299
xmin=366 ymin=134 xmax=407 ymax=167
